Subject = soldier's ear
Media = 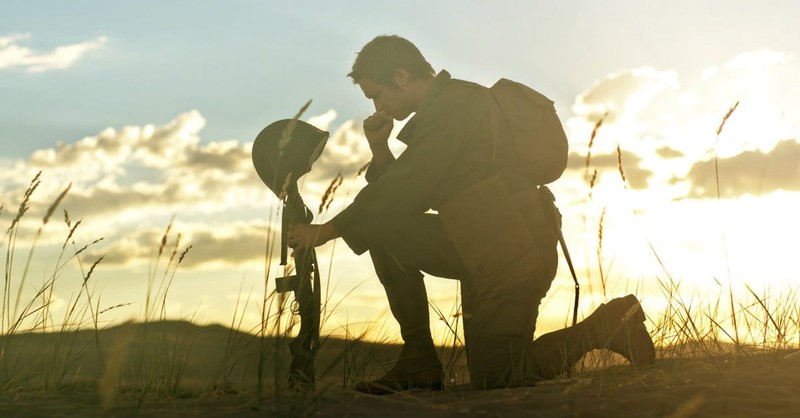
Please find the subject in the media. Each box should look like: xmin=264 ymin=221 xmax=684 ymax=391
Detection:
xmin=393 ymin=68 xmax=411 ymax=89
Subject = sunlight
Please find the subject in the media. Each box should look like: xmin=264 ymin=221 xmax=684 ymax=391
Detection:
xmin=716 ymin=76 xmax=787 ymax=158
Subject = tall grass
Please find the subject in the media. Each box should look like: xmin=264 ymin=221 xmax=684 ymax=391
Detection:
xmin=123 ymin=222 xmax=194 ymax=401
xmin=580 ymin=101 xmax=798 ymax=367
xmin=0 ymin=173 xmax=113 ymax=391
xmin=0 ymin=173 xmax=200 ymax=404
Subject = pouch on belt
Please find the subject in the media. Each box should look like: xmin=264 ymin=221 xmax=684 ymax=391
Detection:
xmin=438 ymin=174 xmax=543 ymax=290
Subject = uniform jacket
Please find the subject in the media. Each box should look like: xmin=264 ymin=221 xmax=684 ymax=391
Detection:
xmin=331 ymin=70 xmax=510 ymax=254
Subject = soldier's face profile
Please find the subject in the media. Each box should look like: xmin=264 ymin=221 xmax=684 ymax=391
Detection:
xmin=358 ymin=77 xmax=414 ymax=120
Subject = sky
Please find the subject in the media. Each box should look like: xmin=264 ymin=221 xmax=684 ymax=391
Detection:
xmin=1 ymin=1 xmax=799 ymax=343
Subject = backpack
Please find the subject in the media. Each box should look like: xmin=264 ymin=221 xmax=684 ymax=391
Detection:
xmin=486 ymin=79 xmax=569 ymax=185
xmin=487 ymin=79 xmax=579 ymax=325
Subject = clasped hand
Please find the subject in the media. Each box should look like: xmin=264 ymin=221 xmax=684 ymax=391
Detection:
xmin=363 ymin=111 xmax=393 ymax=146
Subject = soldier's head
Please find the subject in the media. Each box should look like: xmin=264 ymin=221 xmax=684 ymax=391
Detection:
xmin=348 ymin=35 xmax=436 ymax=120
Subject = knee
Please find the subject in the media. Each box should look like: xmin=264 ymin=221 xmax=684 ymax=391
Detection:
xmin=369 ymin=247 xmax=423 ymax=286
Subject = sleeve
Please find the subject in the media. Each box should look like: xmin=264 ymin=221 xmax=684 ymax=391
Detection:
xmin=332 ymin=90 xmax=487 ymax=254
xmin=363 ymin=153 xmax=396 ymax=183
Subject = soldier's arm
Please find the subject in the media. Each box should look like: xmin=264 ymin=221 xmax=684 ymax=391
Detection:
xmin=332 ymin=89 xmax=487 ymax=254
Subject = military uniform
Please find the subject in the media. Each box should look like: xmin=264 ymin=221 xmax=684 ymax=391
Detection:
xmin=332 ymin=71 xmax=651 ymax=389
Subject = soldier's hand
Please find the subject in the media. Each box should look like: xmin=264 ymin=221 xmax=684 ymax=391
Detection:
xmin=287 ymin=223 xmax=338 ymax=255
xmin=363 ymin=111 xmax=393 ymax=146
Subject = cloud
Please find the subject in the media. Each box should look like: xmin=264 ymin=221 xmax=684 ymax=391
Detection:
xmin=572 ymin=67 xmax=679 ymax=122
xmin=7 ymin=110 xmax=265 ymax=220
xmin=309 ymin=119 xmax=372 ymax=180
xmin=307 ymin=109 xmax=338 ymax=132
xmin=0 ymin=33 xmax=107 ymax=73
xmin=94 ymin=221 xmax=274 ymax=268
xmin=703 ymin=50 xmax=791 ymax=79
xmin=0 ymin=109 xmax=372 ymax=270
xmin=655 ymin=147 xmax=684 ymax=159
xmin=563 ymin=66 xmax=684 ymax=177
xmin=567 ymin=149 xmax=653 ymax=190
xmin=91 ymin=217 xmax=357 ymax=271
xmin=682 ymin=138 xmax=800 ymax=198
xmin=562 ymin=49 xmax=800 ymax=202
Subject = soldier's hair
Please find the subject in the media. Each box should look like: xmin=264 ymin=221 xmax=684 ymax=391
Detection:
xmin=348 ymin=35 xmax=435 ymax=86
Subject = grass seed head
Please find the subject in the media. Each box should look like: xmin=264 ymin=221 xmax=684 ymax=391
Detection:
xmin=319 ymin=173 xmax=343 ymax=214
xmin=716 ymin=101 xmax=740 ymax=136
xmin=9 ymin=171 xmax=42 ymax=232
xmin=43 ymin=183 xmax=71 ymax=225
xmin=357 ymin=161 xmax=371 ymax=177
xmin=584 ymin=111 xmax=608 ymax=175
xmin=178 ymin=245 xmax=192 ymax=265
xmin=616 ymin=145 xmax=627 ymax=185
xmin=278 ymin=99 xmax=312 ymax=159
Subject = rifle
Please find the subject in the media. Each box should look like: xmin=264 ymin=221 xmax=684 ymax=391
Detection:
xmin=252 ymin=118 xmax=328 ymax=390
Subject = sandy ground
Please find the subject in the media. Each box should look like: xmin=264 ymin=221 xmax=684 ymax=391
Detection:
xmin=1 ymin=351 xmax=799 ymax=417
xmin=1 ymin=323 xmax=798 ymax=417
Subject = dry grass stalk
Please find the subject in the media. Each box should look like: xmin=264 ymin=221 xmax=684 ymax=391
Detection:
xmin=597 ymin=207 xmax=606 ymax=256
xmin=169 ymin=233 xmax=182 ymax=266
xmin=588 ymin=169 xmax=598 ymax=198
xmin=42 ymin=183 xmax=71 ymax=225
xmin=746 ymin=284 xmax=786 ymax=343
xmin=71 ymin=238 xmax=103 ymax=258
xmin=8 ymin=171 xmax=41 ymax=232
xmin=277 ymin=172 xmax=293 ymax=201
xmin=178 ymin=245 xmax=192 ymax=265
xmin=584 ymin=111 xmax=608 ymax=177
xmin=62 ymin=213 xmax=82 ymax=250
xmin=158 ymin=223 xmax=172 ymax=258
xmin=278 ymin=99 xmax=312 ymax=157
xmin=597 ymin=207 xmax=607 ymax=297
xmin=98 ymin=303 xmax=132 ymax=315
xmin=5 ymin=178 xmax=72 ymax=333
xmin=356 ymin=161 xmax=371 ymax=177
xmin=616 ymin=144 xmax=627 ymax=187
xmin=729 ymin=285 xmax=741 ymax=351
xmin=716 ymin=101 xmax=740 ymax=136
xmin=319 ymin=173 xmax=343 ymax=214
xmin=713 ymin=100 xmax=740 ymax=201
xmin=84 ymin=256 xmax=103 ymax=284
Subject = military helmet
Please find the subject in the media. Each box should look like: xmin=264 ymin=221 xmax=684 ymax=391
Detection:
xmin=252 ymin=119 xmax=329 ymax=195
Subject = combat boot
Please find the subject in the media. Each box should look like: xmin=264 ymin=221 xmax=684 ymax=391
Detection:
xmin=583 ymin=294 xmax=656 ymax=369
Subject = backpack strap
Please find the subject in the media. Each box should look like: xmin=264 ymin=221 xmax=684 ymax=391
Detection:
xmin=539 ymin=185 xmax=580 ymax=327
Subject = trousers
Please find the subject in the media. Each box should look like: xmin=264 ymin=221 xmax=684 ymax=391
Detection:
xmin=363 ymin=186 xmax=593 ymax=389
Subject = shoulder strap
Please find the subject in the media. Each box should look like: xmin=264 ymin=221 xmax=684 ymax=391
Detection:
xmin=539 ymin=185 xmax=580 ymax=327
